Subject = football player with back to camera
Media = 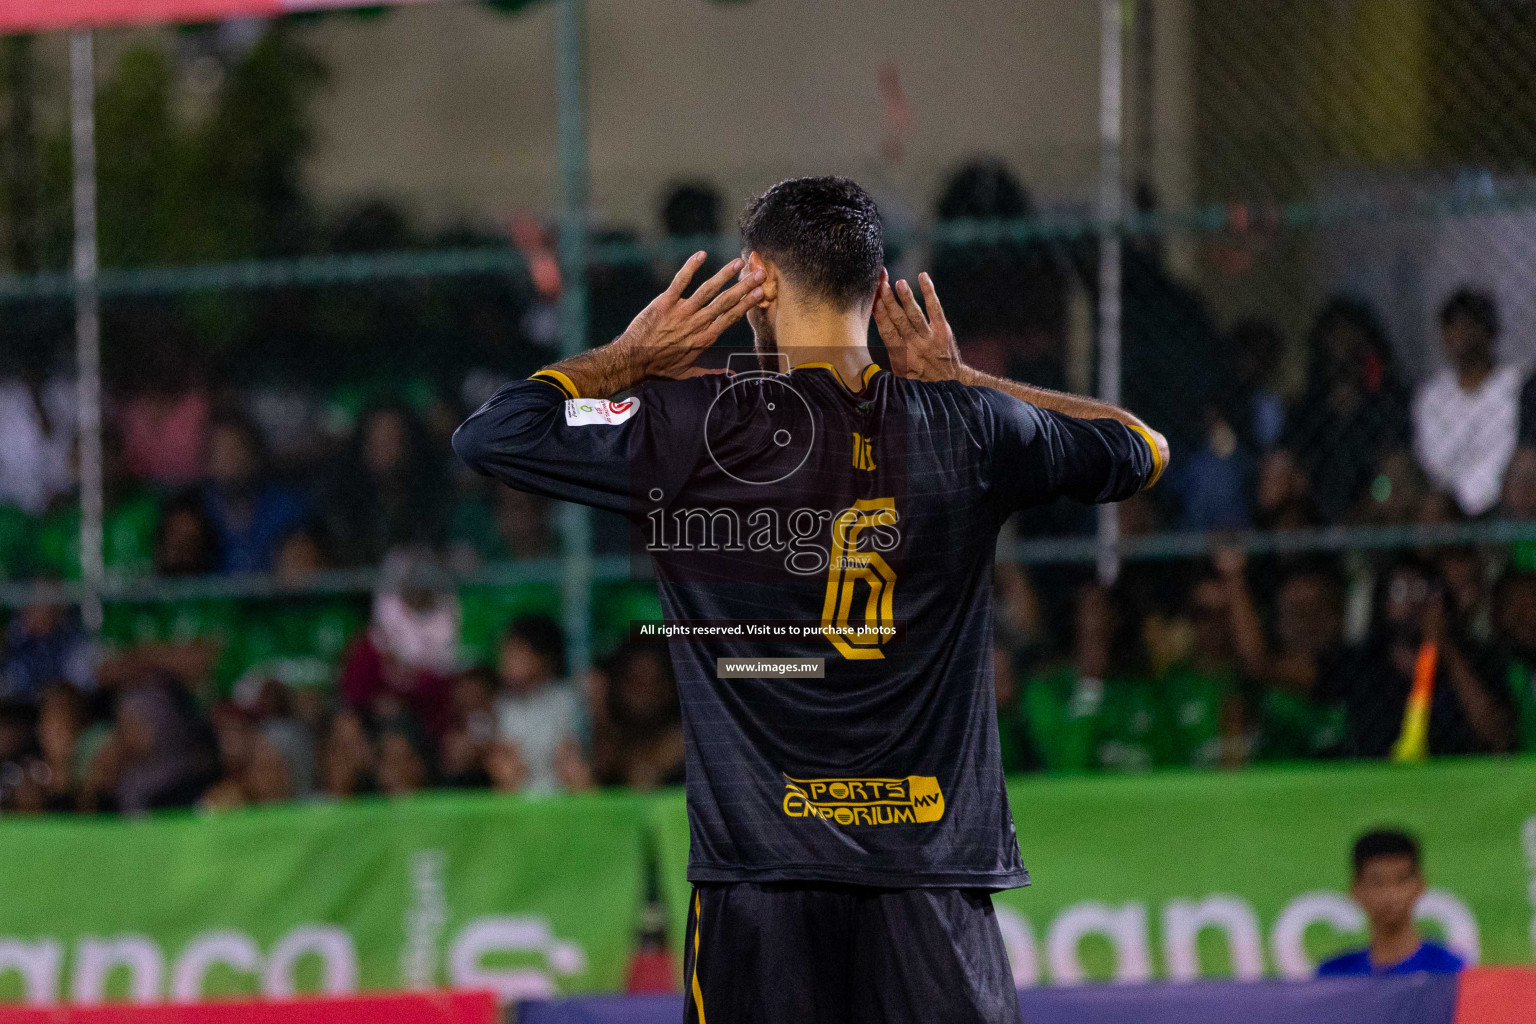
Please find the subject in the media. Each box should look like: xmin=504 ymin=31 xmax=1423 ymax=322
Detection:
xmin=455 ymin=177 xmax=1167 ymax=1024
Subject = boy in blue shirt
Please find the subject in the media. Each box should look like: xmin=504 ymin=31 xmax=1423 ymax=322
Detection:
xmin=1318 ymin=829 xmax=1465 ymax=976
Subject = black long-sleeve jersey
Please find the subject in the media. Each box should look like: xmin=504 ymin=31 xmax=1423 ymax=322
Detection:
xmin=454 ymin=362 xmax=1160 ymax=890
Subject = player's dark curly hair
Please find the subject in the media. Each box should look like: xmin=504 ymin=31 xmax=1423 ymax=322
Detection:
xmin=739 ymin=176 xmax=883 ymax=310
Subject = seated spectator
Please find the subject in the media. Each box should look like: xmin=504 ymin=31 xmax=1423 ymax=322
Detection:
xmin=319 ymin=707 xmax=376 ymax=800
xmin=1324 ymin=559 xmax=1513 ymax=757
xmin=1233 ymin=559 xmax=1351 ymax=760
xmin=32 ymin=429 xmax=161 ymax=581
xmin=376 ymin=721 xmax=431 ymax=797
xmin=35 ymin=684 xmax=88 ymax=809
xmin=229 ymin=528 xmax=363 ymax=698
xmin=0 ymin=601 xmax=97 ymax=704
xmin=484 ymin=738 xmax=530 ymax=793
xmin=592 ymin=644 xmax=683 ymax=790
xmin=201 ymin=413 xmax=307 ymax=574
xmin=1433 ymin=545 xmax=1488 ymax=632
xmin=0 ymin=699 xmax=52 ymax=813
xmin=0 ymin=360 xmax=75 ymax=516
xmin=117 ymin=340 xmax=211 ymax=488
xmin=273 ymin=525 xmax=329 ymax=584
xmin=1165 ymin=409 xmax=1251 ymax=531
xmin=1492 ymin=571 xmax=1536 ymax=751
xmin=1023 ymin=583 xmax=1163 ymax=774
xmin=1159 ymin=555 xmax=1257 ymax=769
xmin=1285 ymin=297 xmax=1409 ymax=522
xmin=202 ymin=705 xmax=299 ymax=811
xmin=238 ymin=679 xmax=319 ymax=795
xmin=1412 ymin=290 xmax=1525 ymax=516
xmin=437 ymin=667 xmax=497 ymax=788
xmin=81 ymin=681 xmax=218 ymax=815
xmin=154 ymin=491 xmax=221 ymax=577
xmin=340 ymin=549 xmax=459 ymax=737
xmin=325 ymin=405 xmax=448 ymax=567
xmin=1318 ymin=830 xmax=1464 ymax=976
xmin=494 ymin=615 xmax=589 ymax=793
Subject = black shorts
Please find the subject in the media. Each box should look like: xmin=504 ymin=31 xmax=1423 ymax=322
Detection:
xmin=682 ymin=882 xmax=1022 ymax=1024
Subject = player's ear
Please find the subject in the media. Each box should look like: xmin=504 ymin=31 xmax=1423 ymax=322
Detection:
xmin=746 ymin=251 xmax=777 ymax=308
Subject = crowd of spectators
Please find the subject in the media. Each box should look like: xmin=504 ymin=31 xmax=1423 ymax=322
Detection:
xmin=0 ymin=573 xmax=685 ymax=813
xmin=1 ymin=164 xmax=1535 ymax=814
xmin=993 ymin=543 xmax=1536 ymax=777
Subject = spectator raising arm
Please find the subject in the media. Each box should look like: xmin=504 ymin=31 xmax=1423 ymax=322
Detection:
xmin=1421 ymin=593 xmax=1515 ymax=754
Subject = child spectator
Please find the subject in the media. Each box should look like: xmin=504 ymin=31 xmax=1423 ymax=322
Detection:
xmin=1318 ymin=830 xmax=1464 ymax=976
xmin=493 ymin=615 xmax=589 ymax=793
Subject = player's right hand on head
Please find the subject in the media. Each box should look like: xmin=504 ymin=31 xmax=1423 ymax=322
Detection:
xmin=874 ymin=269 xmax=964 ymax=383
xmin=618 ymin=251 xmax=765 ymax=380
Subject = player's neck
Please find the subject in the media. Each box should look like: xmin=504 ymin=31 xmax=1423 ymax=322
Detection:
xmin=777 ymin=307 xmax=874 ymax=392
xmin=1368 ymin=923 xmax=1422 ymax=968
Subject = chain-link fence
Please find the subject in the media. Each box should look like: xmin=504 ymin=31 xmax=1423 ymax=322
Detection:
xmin=1 ymin=0 xmax=1535 ymax=819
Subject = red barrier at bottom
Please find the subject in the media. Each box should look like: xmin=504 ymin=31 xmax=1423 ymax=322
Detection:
xmin=1454 ymin=968 xmax=1536 ymax=1024
xmin=0 ymin=991 xmax=498 ymax=1024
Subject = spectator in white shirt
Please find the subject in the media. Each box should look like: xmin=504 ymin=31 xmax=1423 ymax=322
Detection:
xmin=493 ymin=614 xmax=590 ymax=793
xmin=1413 ymin=290 xmax=1527 ymax=516
xmin=0 ymin=369 xmax=75 ymax=516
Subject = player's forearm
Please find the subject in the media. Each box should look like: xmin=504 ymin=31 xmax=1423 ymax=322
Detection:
xmin=535 ymin=338 xmax=650 ymax=400
xmin=957 ymin=366 xmax=1170 ymax=472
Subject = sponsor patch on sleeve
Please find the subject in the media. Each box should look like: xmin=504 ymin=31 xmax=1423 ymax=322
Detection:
xmin=564 ymin=397 xmax=639 ymax=426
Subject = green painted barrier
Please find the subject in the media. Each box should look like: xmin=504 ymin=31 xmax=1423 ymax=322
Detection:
xmin=2 ymin=759 xmax=1532 ymax=1006
xmin=651 ymin=758 xmax=1536 ymax=984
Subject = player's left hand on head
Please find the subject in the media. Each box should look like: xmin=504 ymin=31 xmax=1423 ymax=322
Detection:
xmin=618 ymin=251 xmax=765 ymax=380
xmin=874 ymin=269 xmax=963 ymax=383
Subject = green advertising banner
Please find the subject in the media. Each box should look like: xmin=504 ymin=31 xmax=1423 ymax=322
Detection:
xmin=3 ymin=759 xmax=1533 ymax=1007
xmin=0 ymin=792 xmax=645 ymax=1005
xmin=651 ymin=758 xmax=1536 ymax=984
